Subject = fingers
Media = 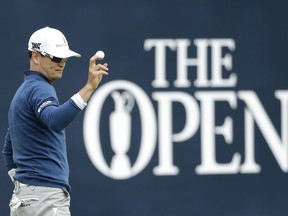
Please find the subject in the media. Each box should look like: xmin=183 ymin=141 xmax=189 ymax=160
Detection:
xmin=89 ymin=52 xmax=107 ymax=67
xmin=89 ymin=53 xmax=102 ymax=67
xmin=94 ymin=63 xmax=109 ymax=75
xmin=89 ymin=53 xmax=108 ymax=75
xmin=85 ymin=52 xmax=109 ymax=91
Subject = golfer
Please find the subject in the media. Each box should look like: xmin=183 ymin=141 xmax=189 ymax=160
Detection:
xmin=2 ymin=26 xmax=108 ymax=215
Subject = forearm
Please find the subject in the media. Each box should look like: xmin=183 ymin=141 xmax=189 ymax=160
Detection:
xmin=3 ymin=153 xmax=16 ymax=171
xmin=78 ymin=84 xmax=96 ymax=103
xmin=2 ymin=129 xmax=16 ymax=171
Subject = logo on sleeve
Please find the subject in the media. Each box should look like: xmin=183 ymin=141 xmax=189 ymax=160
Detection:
xmin=37 ymin=100 xmax=52 ymax=113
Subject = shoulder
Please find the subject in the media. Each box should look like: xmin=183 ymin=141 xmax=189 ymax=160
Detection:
xmin=25 ymin=79 xmax=56 ymax=98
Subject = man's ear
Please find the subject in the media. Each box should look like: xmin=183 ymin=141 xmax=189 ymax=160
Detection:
xmin=31 ymin=52 xmax=40 ymax=64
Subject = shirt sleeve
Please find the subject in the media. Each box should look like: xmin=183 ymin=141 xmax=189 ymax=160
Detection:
xmin=2 ymin=128 xmax=17 ymax=171
xmin=30 ymin=82 xmax=82 ymax=132
xmin=38 ymin=99 xmax=81 ymax=131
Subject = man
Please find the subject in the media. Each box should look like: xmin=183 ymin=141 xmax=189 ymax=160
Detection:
xmin=2 ymin=26 xmax=109 ymax=215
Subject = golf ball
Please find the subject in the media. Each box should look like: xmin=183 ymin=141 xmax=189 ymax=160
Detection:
xmin=96 ymin=50 xmax=105 ymax=60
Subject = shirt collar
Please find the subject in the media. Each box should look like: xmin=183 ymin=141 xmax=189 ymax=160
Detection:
xmin=24 ymin=71 xmax=51 ymax=84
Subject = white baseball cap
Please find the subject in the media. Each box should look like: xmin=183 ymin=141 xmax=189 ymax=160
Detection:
xmin=28 ymin=27 xmax=81 ymax=58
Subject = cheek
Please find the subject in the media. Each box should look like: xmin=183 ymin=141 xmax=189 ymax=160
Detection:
xmin=40 ymin=61 xmax=53 ymax=72
xmin=50 ymin=65 xmax=58 ymax=72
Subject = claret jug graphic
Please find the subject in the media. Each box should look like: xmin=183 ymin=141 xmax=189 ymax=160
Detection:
xmin=83 ymin=80 xmax=157 ymax=179
xmin=109 ymin=91 xmax=135 ymax=178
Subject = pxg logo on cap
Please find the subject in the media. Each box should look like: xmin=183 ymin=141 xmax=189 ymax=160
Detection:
xmin=31 ymin=42 xmax=41 ymax=50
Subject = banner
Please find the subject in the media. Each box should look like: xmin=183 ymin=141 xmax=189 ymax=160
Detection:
xmin=1 ymin=1 xmax=288 ymax=215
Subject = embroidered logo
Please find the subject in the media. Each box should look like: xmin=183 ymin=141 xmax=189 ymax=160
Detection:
xmin=38 ymin=100 xmax=52 ymax=113
xmin=31 ymin=42 xmax=41 ymax=50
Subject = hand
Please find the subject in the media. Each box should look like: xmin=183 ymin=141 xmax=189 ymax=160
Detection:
xmin=8 ymin=168 xmax=16 ymax=184
xmin=78 ymin=53 xmax=109 ymax=103
xmin=86 ymin=53 xmax=109 ymax=91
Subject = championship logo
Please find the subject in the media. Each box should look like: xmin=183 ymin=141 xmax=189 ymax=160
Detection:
xmin=84 ymin=38 xmax=288 ymax=179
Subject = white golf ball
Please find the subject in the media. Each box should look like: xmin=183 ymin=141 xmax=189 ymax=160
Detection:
xmin=96 ymin=50 xmax=105 ymax=60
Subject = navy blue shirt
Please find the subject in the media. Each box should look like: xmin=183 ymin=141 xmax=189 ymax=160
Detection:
xmin=2 ymin=71 xmax=81 ymax=191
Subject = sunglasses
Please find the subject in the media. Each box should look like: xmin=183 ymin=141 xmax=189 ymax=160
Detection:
xmin=38 ymin=52 xmax=68 ymax=63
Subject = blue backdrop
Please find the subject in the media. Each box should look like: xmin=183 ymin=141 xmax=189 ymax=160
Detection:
xmin=1 ymin=0 xmax=288 ymax=215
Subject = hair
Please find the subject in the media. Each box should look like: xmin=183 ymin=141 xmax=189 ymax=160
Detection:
xmin=28 ymin=51 xmax=32 ymax=59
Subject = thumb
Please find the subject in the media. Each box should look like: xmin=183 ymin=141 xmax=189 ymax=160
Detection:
xmin=89 ymin=53 xmax=102 ymax=67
